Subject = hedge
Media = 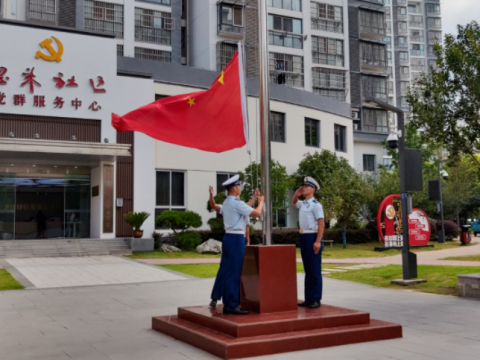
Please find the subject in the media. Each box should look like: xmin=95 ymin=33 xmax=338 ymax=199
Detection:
xmin=194 ymin=228 xmax=378 ymax=246
xmin=436 ymin=220 xmax=460 ymax=240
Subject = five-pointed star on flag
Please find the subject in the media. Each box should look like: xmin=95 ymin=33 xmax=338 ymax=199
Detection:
xmin=186 ymin=97 xmax=195 ymax=107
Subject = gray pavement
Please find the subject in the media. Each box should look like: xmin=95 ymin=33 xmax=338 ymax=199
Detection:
xmin=1 ymin=273 xmax=480 ymax=360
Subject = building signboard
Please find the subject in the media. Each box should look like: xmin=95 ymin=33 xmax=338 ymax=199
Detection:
xmin=103 ymin=165 xmax=114 ymax=233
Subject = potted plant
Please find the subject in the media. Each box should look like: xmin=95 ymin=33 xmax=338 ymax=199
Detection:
xmin=124 ymin=211 xmax=150 ymax=238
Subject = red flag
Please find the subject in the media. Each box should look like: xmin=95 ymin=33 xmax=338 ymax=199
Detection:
xmin=112 ymin=46 xmax=249 ymax=153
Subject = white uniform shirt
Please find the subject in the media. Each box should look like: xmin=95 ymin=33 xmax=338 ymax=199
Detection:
xmin=297 ymin=198 xmax=324 ymax=231
xmin=219 ymin=196 xmax=253 ymax=231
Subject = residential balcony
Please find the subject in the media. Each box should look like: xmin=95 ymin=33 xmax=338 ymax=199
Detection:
xmin=399 ymin=58 xmax=409 ymax=66
xmin=410 ymin=35 xmax=424 ymax=42
xmin=268 ymin=30 xmax=303 ymax=49
xmin=217 ymin=23 xmax=244 ymax=38
xmin=393 ymin=0 xmax=407 ymax=5
xmin=400 ymin=72 xmax=410 ymax=80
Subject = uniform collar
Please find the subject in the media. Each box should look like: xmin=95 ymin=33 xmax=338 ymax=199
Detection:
xmin=305 ymin=197 xmax=315 ymax=203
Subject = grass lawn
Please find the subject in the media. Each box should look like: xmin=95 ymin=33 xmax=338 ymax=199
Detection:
xmin=0 ymin=270 xmax=24 ymax=291
xmin=443 ymin=255 xmax=480 ymax=262
xmin=327 ymin=265 xmax=480 ymax=296
xmin=159 ymin=263 xmax=359 ymax=278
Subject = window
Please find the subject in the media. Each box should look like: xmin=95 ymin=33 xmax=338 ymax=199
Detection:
xmin=399 ymin=51 xmax=408 ymax=63
xmin=411 ymin=58 xmax=425 ymax=72
xmin=155 ymin=171 xmax=185 ymax=228
xmin=269 ymin=53 xmax=304 ymax=88
xmin=270 ymin=112 xmax=285 ymax=143
xmin=384 ymin=37 xmax=391 ymax=49
xmin=363 ymin=155 xmax=376 ymax=172
xmin=216 ymin=173 xmax=236 ymax=194
xmin=410 ymin=29 xmax=424 ymax=42
xmin=395 ymin=36 xmax=408 ymax=48
xmin=218 ymin=3 xmax=243 ymax=34
xmin=397 ymin=6 xmax=407 ymax=19
xmin=268 ymin=15 xmax=303 ymax=48
xmin=387 ymin=51 xmax=392 ymax=63
xmin=312 ymin=68 xmax=347 ymax=101
xmin=268 ymin=0 xmax=301 ymax=11
xmin=362 ymin=75 xmax=387 ymax=100
xmin=275 ymin=209 xmax=287 ymax=228
xmin=310 ymin=2 xmax=343 ymax=33
xmin=398 ymin=22 xmax=408 ymax=35
xmin=428 ymin=31 xmax=442 ymax=45
xmin=135 ymin=7 xmax=174 ymax=45
xmin=28 ymin=0 xmax=56 ymax=21
xmin=312 ymin=36 xmax=344 ymax=67
xmin=142 ymin=0 xmax=171 ymax=4
xmin=383 ymin=158 xmax=392 ymax=167
xmin=400 ymin=66 xmax=409 ymax=79
xmin=359 ymin=10 xmax=385 ymax=35
xmin=85 ymin=1 xmax=124 ymax=38
xmin=360 ymin=42 xmax=387 ymax=67
xmin=410 ymin=43 xmax=424 ymax=56
xmin=400 ymin=81 xmax=409 ymax=95
xmin=305 ymin=118 xmax=320 ymax=147
xmin=117 ymin=44 xmax=123 ymax=56
xmin=387 ymin=81 xmax=394 ymax=95
xmin=334 ymin=125 xmax=346 ymax=152
xmin=426 ymin=3 xmax=441 ymax=15
xmin=363 ymin=109 xmax=388 ymax=133
xmin=428 ymin=17 xmax=441 ymax=29
xmin=135 ymin=47 xmax=171 ymax=62
xmin=155 ymin=94 xmax=169 ymax=101
xmin=409 ymin=15 xmax=423 ymax=28
xmin=216 ymin=42 xmax=237 ymax=72
xmin=407 ymin=4 xmax=420 ymax=14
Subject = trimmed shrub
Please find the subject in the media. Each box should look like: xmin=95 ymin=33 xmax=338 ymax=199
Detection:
xmin=175 ymin=231 xmax=202 ymax=250
xmin=207 ymin=217 xmax=224 ymax=232
xmin=429 ymin=219 xmax=437 ymax=240
xmin=156 ymin=210 xmax=202 ymax=233
xmin=436 ymin=220 xmax=460 ymax=240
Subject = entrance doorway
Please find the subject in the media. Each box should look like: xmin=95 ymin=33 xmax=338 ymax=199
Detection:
xmin=0 ymin=165 xmax=91 ymax=240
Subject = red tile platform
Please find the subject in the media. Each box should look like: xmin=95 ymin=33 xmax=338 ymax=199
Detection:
xmin=152 ymin=304 xmax=402 ymax=359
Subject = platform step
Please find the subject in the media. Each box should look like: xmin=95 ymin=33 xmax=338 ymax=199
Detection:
xmin=153 ymin=311 xmax=402 ymax=359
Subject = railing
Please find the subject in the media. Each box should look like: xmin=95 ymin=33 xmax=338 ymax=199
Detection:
xmin=400 ymin=72 xmax=410 ymax=80
xmin=360 ymin=25 xmax=386 ymax=36
xmin=399 ymin=58 xmax=409 ymax=66
xmin=268 ymin=30 xmax=303 ymax=49
xmin=410 ymin=35 xmax=424 ymax=42
xmin=218 ymin=23 xmax=244 ymax=35
xmin=410 ymin=49 xmax=424 ymax=56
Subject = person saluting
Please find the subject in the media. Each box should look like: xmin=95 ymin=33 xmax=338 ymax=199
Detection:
xmin=292 ymin=177 xmax=325 ymax=309
xmin=209 ymin=175 xmax=264 ymax=315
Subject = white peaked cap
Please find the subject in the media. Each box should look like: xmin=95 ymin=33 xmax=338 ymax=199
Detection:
xmin=304 ymin=176 xmax=320 ymax=191
xmin=222 ymin=174 xmax=241 ymax=188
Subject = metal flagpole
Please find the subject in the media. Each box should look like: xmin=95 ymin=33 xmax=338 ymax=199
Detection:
xmin=257 ymin=0 xmax=272 ymax=245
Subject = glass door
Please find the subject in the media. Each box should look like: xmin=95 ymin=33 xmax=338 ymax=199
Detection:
xmin=64 ymin=175 xmax=91 ymax=238
xmin=0 ymin=174 xmax=15 ymax=240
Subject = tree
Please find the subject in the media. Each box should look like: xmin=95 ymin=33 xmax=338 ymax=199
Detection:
xmin=407 ymin=21 xmax=480 ymax=168
xmin=293 ymin=151 xmax=364 ymax=247
xmin=239 ymin=160 xmax=294 ymax=226
xmin=156 ymin=210 xmax=202 ymax=235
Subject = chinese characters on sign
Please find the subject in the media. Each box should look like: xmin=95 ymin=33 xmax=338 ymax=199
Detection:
xmin=103 ymin=165 xmax=114 ymax=234
xmin=0 ymin=65 xmax=106 ymax=111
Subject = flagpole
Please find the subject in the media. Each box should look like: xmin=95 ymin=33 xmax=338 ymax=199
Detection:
xmin=257 ymin=0 xmax=272 ymax=246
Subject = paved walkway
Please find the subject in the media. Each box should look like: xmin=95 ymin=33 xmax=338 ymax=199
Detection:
xmin=3 ymin=256 xmax=187 ymax=289
xmin=1 ymin=273 xmax=480 ymax=360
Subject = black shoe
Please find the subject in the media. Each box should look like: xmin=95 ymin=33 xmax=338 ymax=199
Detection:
xmin=223 ymin=306 xmax=249 ymax=315
xmin=298 ymin=301 xmax=311 ymax=307
xmin=309 ymin=301 xmax=321 ymax=309
xmin=209 ymin=299 xmax=217 ymax=309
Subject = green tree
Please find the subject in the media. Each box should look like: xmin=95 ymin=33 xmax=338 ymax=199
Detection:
xmin=407 ymin=21 xmax=480 ymax=167
xmin=156 ymin=210 xmax=202 ymax=235
xmin=293 ymin=151 xmax=364 ymax=247
xmin=239 ymin=160 xmax=294 ymax=226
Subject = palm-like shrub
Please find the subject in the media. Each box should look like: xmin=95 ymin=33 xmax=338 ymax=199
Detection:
xmin=124 ymin=212 xmax=150 ymax=230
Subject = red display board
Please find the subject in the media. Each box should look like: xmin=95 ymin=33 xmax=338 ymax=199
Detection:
xmin=377 ymin=194 xmax=430 ymax=247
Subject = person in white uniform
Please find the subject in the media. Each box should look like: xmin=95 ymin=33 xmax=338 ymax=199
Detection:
xmin=292 ymin=176 xmax=325 ymax=309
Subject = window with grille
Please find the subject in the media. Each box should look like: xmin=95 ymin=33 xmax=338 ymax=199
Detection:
xmin=411 ymin=57 xmax=425 ymax=72
xmin=155 ymin=170 xmax=185 ymax=229
xmin=216 ymin=42 xmax=237 ymax=72
xmin=428 ymin=31 xmax=442 ymax=45
xmin=400 ymin=66 xmax=409 ymax=79
xmin=410 ymin=29 xmax=424 ymax=42
xmin=363 ymin=155 xmax=376 ymax=172
xmin=360 ymin=42 xmax=386 ymax=67
xmin=28 ymin=0 xmax=56 ymax=22
xmin=334 ymin=124 xmax=346 ymax=152
xmin=310 ymin=2 xmax=343 ymax=33
xmin=410 ymin=43 xmax=424 ymax=56
xmin=305 ymin=118 xmax=320 ymax=147
xmin=268 ymin=0 xmax=301 ymax=11
xmin=117 ymin=44 xmax=123 ymax=56
xmin=135 ymin=8 xmax=174 ymax=45
xmin=268 ymin=14 xmax=303 ymax=49
xmin=399 ymin=51 xmax=409 ymax=63
xmin=400 ymin=81 xmax=409 ymax=95
xmin=312 ymin=36 xmax=344 ymax=67
xmin=427 ymin=17 xmax=441 ymax=29
xmin=359 ymin=10 xmax=385 ymax=35
xmin=312 ymin=68 xmax=347 ymax=101
xmin=269 ymin=53 xmax=304 ymax=88
xmin=426 ymin=4 xmax=440 ymax=15
xmin=134 ymin=47 xmax=171 ymax=62
xmin=409 ymin=15 xmax=423 ymax=28
xmin=363 ymin=109 xmax=388 ymax=133
xmin=142 ymin=0 xmax=171 ymax=5
xmin=85 ymin=1 xmax=124 ymax=38
xmin=270 ymin=112 xmax=285 ymax=143
xmin=395 ymin=36 xmax=408 ymax=48
xmin=407 ymin=4 xmax=421 ymax=14
xmin=217 ymin=3 xmax=243 ymax=34
xmin=362 ymin=76 xmax=387 ymax=100
xmin=397 ymin=6 xmax=407 ymax=19
xmin=398 ymin=22 xmax=408 ymax=34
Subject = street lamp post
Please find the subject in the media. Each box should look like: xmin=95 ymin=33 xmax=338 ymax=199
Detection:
xmin=437 ymin=159 xmax=446 ymax=244
xmin=365 ymin=97 xmax=419 ymax=280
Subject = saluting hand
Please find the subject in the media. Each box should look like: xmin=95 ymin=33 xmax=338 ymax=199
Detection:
xmin=294 ymin=187 xmax=303 ymax=197
xmin=209 ymin=186 xmax=214 ymax=196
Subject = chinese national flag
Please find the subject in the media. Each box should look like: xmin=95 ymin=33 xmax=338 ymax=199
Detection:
xmin=112 ymin=46 xmax=249 ymax=153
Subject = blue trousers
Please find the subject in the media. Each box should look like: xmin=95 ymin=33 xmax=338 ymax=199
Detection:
xmin=299 ymin=233 xmax=324 ymax=302
xmin=211 ymin=234 xmax=245 ymax=307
